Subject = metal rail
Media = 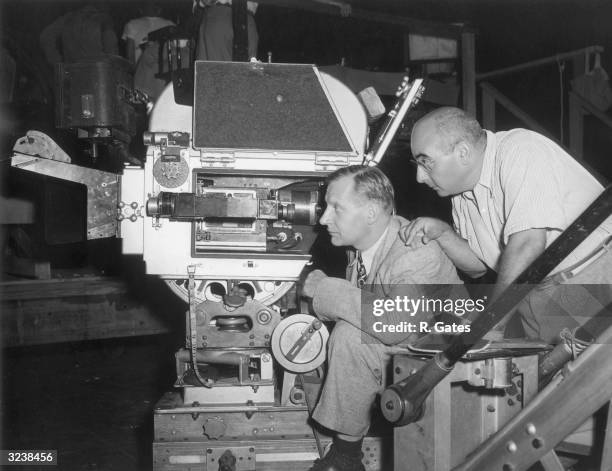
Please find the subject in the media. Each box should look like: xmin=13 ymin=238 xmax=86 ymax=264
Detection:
xmin=477 ymin=45 xmax=604 ymax=81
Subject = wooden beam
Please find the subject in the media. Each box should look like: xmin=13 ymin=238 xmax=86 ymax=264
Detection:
xmin=568 ymin=91 xmax=612 ymax=185
xmin=479 ymin=82 xmax=552 ymax=137
xmin=2 ymin=297 xmax=170 ymax=347
xmin=1 ymin=276 xmax=137 ymax=301
xmin=461 ymin=31 xmax=477 ymax=116
xmin=481 ymin=85 xmax=496 ymax=131
xmin=1 ymin=276 xmax=173 ymax=346
xmin=256 ymin=0 xmax=473 ymax=39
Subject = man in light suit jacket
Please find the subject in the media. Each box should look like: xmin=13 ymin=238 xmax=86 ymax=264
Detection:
xmin=302 ymin=165 xmax=465 ymax=471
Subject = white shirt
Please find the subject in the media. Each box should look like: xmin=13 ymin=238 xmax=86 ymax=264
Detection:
xmin=359 ymin=226 xmax=390 ymax=274
xmin=452 ymin=129 xmax=612 ymax=274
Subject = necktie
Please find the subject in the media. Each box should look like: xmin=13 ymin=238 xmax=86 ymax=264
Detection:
xmin=356 ymin=250 xmax=367 ymax=288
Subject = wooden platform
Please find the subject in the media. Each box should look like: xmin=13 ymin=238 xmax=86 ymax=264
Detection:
xmin=1 ymin=274 xmax=173 ymax=347
xmin=153 ymin=392 xmax=389 ymax=471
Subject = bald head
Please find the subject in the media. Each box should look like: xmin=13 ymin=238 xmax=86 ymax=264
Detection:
xmin=409 ymin=107 xmax=486 ymax=196
xmin=412 ymin=107 xmax=484 ymax=153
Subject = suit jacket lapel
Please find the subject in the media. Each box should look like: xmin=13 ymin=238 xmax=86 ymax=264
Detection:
xmin=342 ymin=216 xmax=406 ymax=286
xmin=368 ymin=216 xmax=403 ymax=285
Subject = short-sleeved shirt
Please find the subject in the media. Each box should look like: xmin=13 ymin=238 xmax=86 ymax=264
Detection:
xmin=452 ymin=129 xmax=612 ymax=274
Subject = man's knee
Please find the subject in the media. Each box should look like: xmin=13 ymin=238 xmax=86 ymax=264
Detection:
xmin=327 ymin=321 xmax=386 ymax=383
xmin=328 ymin=320 xmax=363 ymax=355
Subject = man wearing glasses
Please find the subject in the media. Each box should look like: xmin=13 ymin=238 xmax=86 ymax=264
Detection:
xmin=402 ymin=106 xmax=612 ymax=344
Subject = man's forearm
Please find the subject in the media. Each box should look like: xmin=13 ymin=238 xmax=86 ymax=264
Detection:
xmin=437 ymin=230 xmax=487 ymax=277
xmin=491 ymin=228 xmax=547 ymax=300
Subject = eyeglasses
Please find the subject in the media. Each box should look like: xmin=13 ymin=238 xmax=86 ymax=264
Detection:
xmin=410 ymin=138 xmax=465 ymax=173
xmin=408 ymin=155 xmax=435 ymax=173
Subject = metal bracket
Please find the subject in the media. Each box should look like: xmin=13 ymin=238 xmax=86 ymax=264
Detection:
xmin=117 ymin=201 xmax=144 ymax=223
xmin=199 ymin=151 xmax=236 ymax=168
xmin=314 ymin=152 xmax=349 ymax=167
xmin=206 ymin=447 xmax=256 ymax=471
xmin=466 ymin=357 xmax=513 ymax=389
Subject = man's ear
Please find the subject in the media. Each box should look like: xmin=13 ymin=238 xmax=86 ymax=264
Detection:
xmin=455 ymin=140 xmax=471 ymax=165
xmin=366 ymin=201 xmax=379 ymax=224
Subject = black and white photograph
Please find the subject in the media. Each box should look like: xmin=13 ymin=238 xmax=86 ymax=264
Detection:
xmin=2 ymin=0 xmax=612 ymax=469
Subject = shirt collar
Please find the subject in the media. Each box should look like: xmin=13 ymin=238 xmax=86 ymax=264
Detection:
xmin=359 ymin=225 xmax=389 ymax=272
xmin=477 ymin=130 xmax=495 ymax=191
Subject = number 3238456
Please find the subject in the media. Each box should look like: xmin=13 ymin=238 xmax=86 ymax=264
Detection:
xmin=1 ymin=450 xmax=57 ymax=465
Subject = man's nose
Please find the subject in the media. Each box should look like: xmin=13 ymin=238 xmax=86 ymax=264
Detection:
xmin=319 ymin=207 xmax=331 ymax=225
xmin=416 ymin=166 xmax=429 ymax=184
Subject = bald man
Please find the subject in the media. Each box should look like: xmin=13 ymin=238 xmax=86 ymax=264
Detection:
xmin=402 ymin=107 xmax=612 ymax=343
